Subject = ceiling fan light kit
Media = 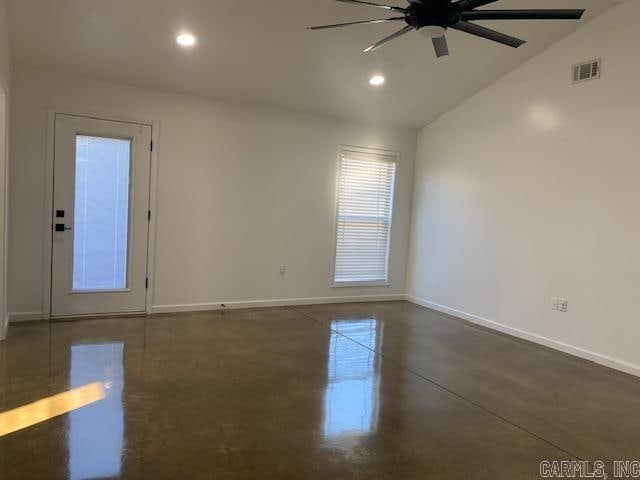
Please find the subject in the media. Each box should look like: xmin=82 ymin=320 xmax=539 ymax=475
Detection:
xmin=308 ymin=0 xmax=586 ymax=59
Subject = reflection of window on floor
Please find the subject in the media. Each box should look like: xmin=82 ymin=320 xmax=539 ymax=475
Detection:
xmin=324 ymin=319 xmax=381 ymax=439
xmin=69 ymin=343 xmax=124 ymax=480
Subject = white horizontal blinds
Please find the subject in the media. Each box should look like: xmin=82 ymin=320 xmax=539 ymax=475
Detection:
xmin=73 ymin=135 xmax=131 ymax=291
xmin=334 ymin=149 xmax=397 ymax=284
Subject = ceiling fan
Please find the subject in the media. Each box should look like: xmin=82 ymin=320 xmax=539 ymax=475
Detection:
xmin=308 ymin=0 xmax=585 ymax=58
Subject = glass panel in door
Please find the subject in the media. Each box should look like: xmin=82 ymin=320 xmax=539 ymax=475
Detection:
xmin=73 ymin=135 xmax=132 ymax=291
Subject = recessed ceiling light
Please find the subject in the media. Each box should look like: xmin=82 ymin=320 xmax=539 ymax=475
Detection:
xmin=176 ymin=33 xmax=197 ymax=47
xmin=369 ymin=75 xmax=385 ymax=86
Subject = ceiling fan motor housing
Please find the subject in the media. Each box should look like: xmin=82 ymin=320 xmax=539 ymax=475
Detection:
xmin=405 ymin=2 xmax=462 ymax=29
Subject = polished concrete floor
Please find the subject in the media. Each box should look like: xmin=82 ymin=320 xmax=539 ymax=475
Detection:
xmin=1 ymin=301 xmax=639 ymax=479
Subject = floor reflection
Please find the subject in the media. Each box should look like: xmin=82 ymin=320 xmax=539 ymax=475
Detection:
xmin=68 ymin=343 xmax=124 ymax=480
xmin=323 ymin=319 xmax=381 ymax=439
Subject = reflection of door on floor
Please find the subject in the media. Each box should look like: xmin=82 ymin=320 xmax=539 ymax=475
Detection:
xmin=69 ymin=343 xmax=124 ymax=480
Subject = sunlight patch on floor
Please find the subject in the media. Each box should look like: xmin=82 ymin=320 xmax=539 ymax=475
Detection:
xmin=0 ymin=382 xmax=106 ymax=437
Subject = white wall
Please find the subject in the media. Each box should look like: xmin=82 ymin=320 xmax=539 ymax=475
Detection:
xmin=0 ymin=0 xmax=11 ymax=339
xmin=0 ymin=0 xmax=9 ymax=90
xmin=8 ymin=67 xmax=416 ymax=317
xmin=407 ymin=0 xmax=640 ymax=376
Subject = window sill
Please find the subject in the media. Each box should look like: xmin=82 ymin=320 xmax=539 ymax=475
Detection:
xmin=331 ymin=281 xmax=390 ymax=288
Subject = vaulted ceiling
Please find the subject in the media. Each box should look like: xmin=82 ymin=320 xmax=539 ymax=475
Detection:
xmin=8 ymin=0 xmax=624 ymax=128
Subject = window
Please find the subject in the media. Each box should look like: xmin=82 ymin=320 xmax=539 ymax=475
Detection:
xmin=73 ymin=135 xmax=132 ymax=291
xmin=333 ymin=147 xmax=397 ymax=285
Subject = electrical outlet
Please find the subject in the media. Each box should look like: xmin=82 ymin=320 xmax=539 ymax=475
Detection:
xmin=279 ymin=265 xmax=287 ymax=276
xmin=551 ymin=298 xmax=559 ymax=311
xmin=558 ymin=298 xmax=568 ymax=312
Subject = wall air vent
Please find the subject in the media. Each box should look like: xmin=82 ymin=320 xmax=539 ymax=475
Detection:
xmin=572 ymin=59 xmax=601 ymax=84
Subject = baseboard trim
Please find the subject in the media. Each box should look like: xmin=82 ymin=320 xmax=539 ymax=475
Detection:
xmin=8 ymin=296 xmax=404 ymax=322
xmin=151 ymin=294 xmax=405 ymax=314
xmin=8 ymin=311 xmax=46 ymax=323
xmin=406 ymin=295 xmax=640 ymax=378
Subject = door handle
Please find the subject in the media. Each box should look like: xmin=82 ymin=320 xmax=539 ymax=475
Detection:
xmin=55 ymin=224 xmax=72 ymax=232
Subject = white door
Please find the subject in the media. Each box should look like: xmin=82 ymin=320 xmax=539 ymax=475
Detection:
xmin=51 ymin=114 xmax=151 ymax=317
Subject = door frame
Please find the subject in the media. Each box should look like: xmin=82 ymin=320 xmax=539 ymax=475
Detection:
xmin=43 ymin=108 xmax=159 ymax=319
xmin=0 ymin=84 xmax=7 ymax=339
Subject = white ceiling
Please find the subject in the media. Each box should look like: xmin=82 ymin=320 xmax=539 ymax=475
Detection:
xmin=8 ymin=0 xmax=624 ymax=128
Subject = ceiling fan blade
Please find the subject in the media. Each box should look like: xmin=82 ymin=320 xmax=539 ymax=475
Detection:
xmin=453 ymin=0 xmax=499 ymax=11
xmin=364 ymin=24 xmax=414 ymax=52
xmin=432 ymin=35 xmax=449 ymax=58
xmin=335 ymin=0 xmax=406 ymax=12
xmin=307 ymin=17 xmax=405 ymax=30
xmin=462 ymin=9 xmax=585 ymax=21
xmin=450 ymin=21 xmax=526 ymax=48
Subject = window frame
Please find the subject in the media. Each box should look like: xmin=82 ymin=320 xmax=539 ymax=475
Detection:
xmin=331 ymin=145 xmax=400 ymax=288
